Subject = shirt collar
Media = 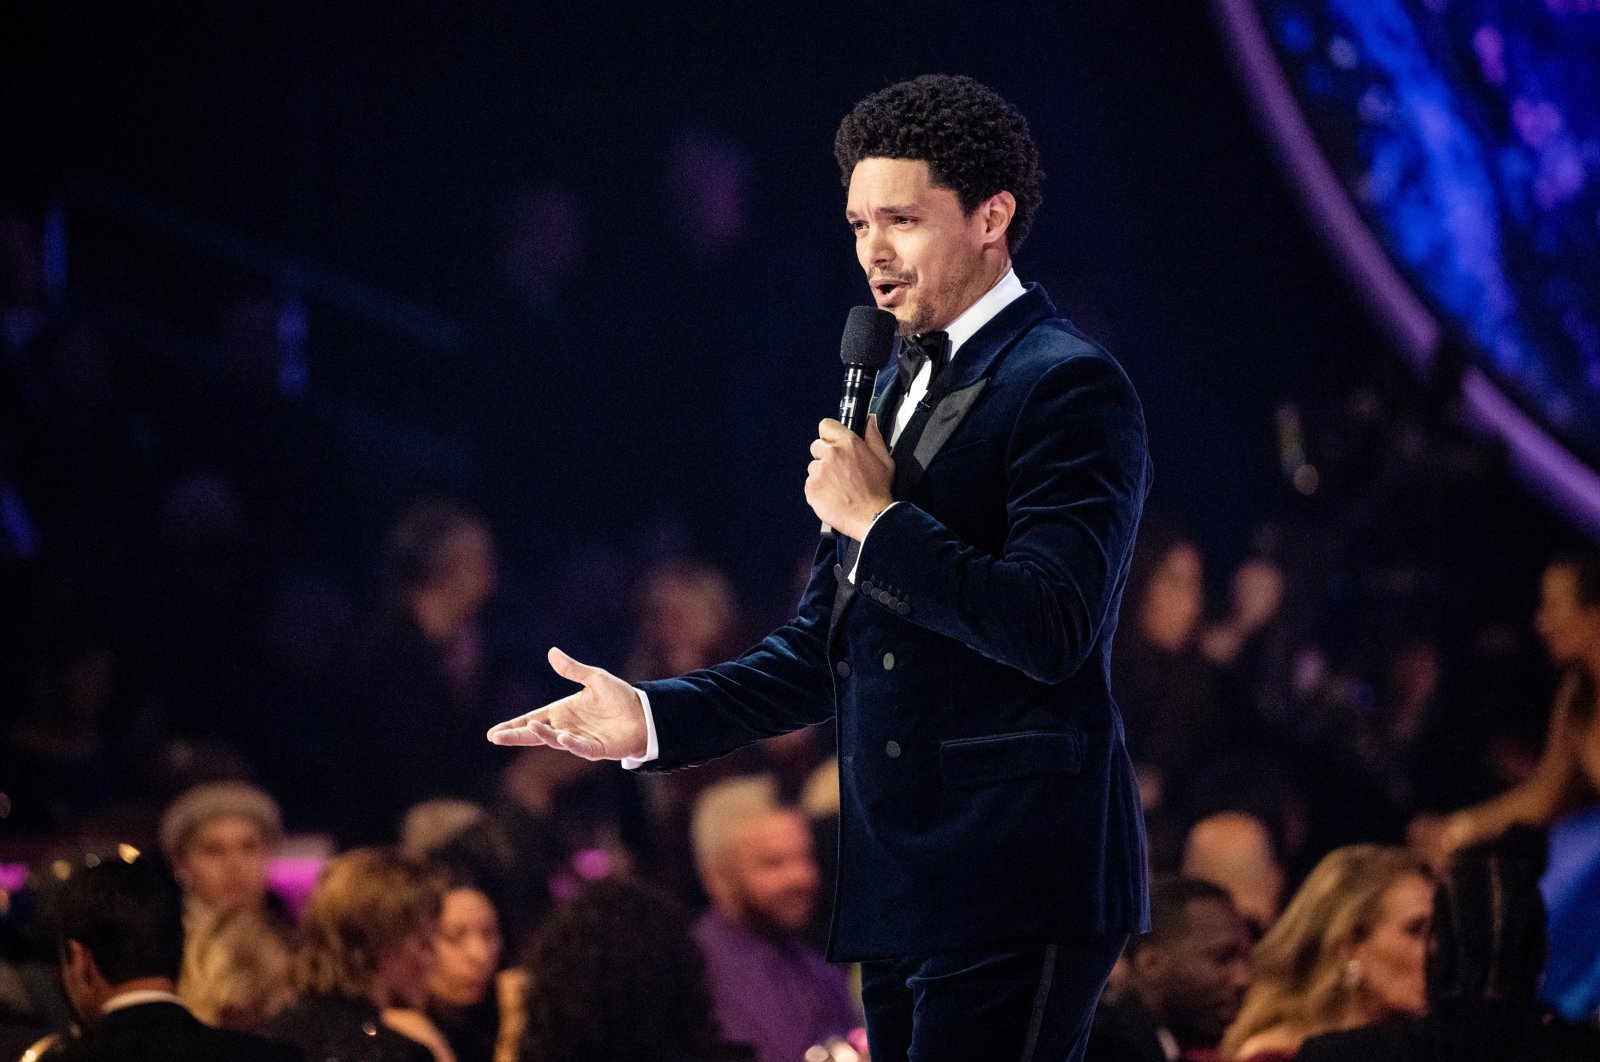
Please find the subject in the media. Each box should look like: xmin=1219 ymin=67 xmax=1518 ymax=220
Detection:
xmin=102 ymin=989 xmax=186 ymax=1015
xmin=942 ymin=266 xmax=1026 ymax=360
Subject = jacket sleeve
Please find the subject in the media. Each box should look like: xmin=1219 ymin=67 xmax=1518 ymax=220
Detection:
xmin=635 ymin=537 xmax=839 ymax=770
xmin=854 ymin=351 xmax=1150 ymax=685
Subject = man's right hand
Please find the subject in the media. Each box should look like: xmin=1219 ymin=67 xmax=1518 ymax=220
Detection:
xmin=485 ymin=647 xmax=648 ymax=761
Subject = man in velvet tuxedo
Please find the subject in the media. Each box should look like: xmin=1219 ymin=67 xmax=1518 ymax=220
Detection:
xmin=489 ymin=74 xmax=1151 ymax=1061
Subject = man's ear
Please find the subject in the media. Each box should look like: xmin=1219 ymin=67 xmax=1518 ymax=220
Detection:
xmin=976 ymin=191 xmax=1016 ymax=250
xmin=58 ymin=939 xmax=101 ymax=1015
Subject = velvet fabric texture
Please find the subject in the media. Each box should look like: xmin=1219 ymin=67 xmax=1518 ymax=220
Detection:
xmin=640 ymin=284 xmax=1152 ymax=962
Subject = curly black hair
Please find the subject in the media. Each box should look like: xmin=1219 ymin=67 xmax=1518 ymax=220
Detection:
xmin=834 ymin=74 xmax=1044 ymax=254
xmin=517 ymin=878 xmax=724 ymax=1062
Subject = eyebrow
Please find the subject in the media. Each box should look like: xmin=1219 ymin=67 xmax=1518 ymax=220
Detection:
xmin=845 ymin=203 xmax=922 ymax=220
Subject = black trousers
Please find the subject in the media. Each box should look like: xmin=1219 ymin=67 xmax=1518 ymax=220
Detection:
xmin=860 ymin=934 xmax=1128 ymax=1062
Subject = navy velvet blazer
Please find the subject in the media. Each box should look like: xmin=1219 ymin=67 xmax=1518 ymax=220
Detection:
xmin=640 ymin=284 xmax=1151 ymax=962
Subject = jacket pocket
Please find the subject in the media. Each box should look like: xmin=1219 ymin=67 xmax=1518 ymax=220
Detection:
xmin=938 ymin=729 xmax=1085 ymax=788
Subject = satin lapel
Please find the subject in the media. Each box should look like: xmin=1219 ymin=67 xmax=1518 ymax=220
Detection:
xmin=894 ymin=378 xmax=989 ymax=500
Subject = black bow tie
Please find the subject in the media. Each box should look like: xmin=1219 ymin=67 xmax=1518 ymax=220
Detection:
xmin=895 ymin=331 xmax=951 ymax=391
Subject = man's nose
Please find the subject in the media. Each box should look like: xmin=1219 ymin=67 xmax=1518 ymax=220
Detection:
xmin=863 ymin=225 xmax=894 ymax=266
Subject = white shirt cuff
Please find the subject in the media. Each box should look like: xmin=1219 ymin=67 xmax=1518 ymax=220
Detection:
xmin=620 ymin=686 xmax=659 ymax=770
xmin=846 ymin=502 xmax=901 ymax=584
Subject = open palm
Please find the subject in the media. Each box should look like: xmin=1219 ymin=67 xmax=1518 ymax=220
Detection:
xmin=485 ymin=647 xmax=648 ymax=761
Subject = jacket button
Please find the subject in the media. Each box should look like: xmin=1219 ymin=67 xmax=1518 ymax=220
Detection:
xmin=834 ymin=659 xmax=852 ymax=679
xmin=882 ymin=652 xmax=895 ymax=670
xmin=859 ymin=579 xmax=874 ymax=594
xmin=885 ymin=740 xmax=901 ymax=758
xmin=895 ymin=602 xmax=911 ymax=616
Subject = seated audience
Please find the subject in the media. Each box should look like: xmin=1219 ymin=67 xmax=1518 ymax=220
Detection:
xmin=1297 ymin=827 xmax=1600 ymax=1062
xmin=259 ymin=849 xmax=440 ymax=1062
xmin=41 ymin=855 xmax=300 ymax=1061
xmin=1087 ymin=877 xmax=1253 ymax=1062
xmin=159 ymin=780 xmax=285 ymax=922
xmin=1183 ymin=812 xmax=1287 ymax=939
xmin=1442 ymin=551 xmax=1600 ymax=852
xmin=1221 ymin=845 xmax=1433 ymax=1061
xmin=177 ymin=905 xmax=293 ymax=1032
xmin=689 ymin=776 xmax=857 ymax=1062
xmin=385 ymin=865 xmax=505 ymax=1062
xmin=518 ymin=878 xmax=753 ymax=1062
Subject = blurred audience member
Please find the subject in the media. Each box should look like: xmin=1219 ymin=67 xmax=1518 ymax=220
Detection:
xmin=1113 ymin=524 xmax=1224 ymax=831
xmin=259 ymin=849 xmax=440 ymax=1062
xmin=1221 ymin=846 xmax=1433 ymax=1061
xmin=1183 ymin=812 xmax=1286 ymax=939
xmin=44 ymin=855 xmax=299 ymax=1061
xmin=689 ymin=776 xmax=856 ymax=1062
xmin=1298 ymin=827 xmax=1600 ymax=1062
xmin=517 ymin=878 xmax=752 ymax=1062
xmin=177 ymin=906 xmax=293 ymax=1032
xmin=1201 ymin=555 xmax=1287 ymax=670
xmin=388 ymin=865 xmax=505 ymax=1062
xmin=1442 ymin=552 xmax=1600 ymax=852
xmin=400 ymin=800 xmax=488 ymax=862
xmin=1087 ymin=877 xmax=1252 ymax=1062
xmin=626 ymin=557 xmax=752 ymax=898
xmin=624 ymin=557 xmax=741 ymax=680
xmin=160 ymin=781 xmax=284 ymax=922
xmin=1 ymin=629 xmax=122 ymax=834
xmin=337 ymin=498 xmax=499 ymax=846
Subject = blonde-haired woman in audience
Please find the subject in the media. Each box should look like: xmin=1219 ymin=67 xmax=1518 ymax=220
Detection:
xmin=1220 ymin=845 xmax=1434 ymax=1062
xmin=179 ymin=905 xmax=294 ymax=1032
xmin=257 ymin=848 xmax=442 ymax=1062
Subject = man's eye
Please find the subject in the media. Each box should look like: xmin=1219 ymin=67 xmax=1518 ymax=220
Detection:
xmin=894 ymin=216 xmax=913 ymax=226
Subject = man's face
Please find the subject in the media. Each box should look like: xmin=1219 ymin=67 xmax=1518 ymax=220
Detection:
xmin=846 ymin=157 xmax=1002 ymax=336
xmin=174 ymin=815 xmax=271 ymax=912
xmin=719 ymin=810 xmax=820 ymax=935
xmin=1143 ymin=898 xmax=1253 ymax=1049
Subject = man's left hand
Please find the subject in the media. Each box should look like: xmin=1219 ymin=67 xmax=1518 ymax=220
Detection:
xmin=806 ymin=414 xmax=894 ymax=540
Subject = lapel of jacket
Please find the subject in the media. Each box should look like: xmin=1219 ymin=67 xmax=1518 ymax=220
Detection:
xmin=892 ymin=283 xmax=1053 ymax=498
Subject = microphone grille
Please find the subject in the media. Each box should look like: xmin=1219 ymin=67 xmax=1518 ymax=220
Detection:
xmin=840 ymin=306 xmax=898 ymax=368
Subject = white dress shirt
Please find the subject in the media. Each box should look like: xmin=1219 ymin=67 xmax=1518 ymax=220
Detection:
xmin=623 ymin=268 xmax=1027 ymax=769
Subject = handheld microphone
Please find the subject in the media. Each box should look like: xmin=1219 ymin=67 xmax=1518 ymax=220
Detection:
xmin=823 ymin=306 xmax=898 ymax=537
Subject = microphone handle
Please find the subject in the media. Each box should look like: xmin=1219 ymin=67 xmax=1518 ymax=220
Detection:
xmin=822 ymin=365 xmax=881 ymax=537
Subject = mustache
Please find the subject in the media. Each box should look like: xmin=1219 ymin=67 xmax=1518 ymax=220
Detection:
xmin=869 ymin=271 xmax=913 ymax=285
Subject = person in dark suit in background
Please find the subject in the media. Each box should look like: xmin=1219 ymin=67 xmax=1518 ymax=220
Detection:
xmin=1087 ymin=878 xmax=1253 ymax=1062
xmin=41 ymin=855 xmax=301 ymax=1062
xmin=338 ymin=497 xmax=500 ymax=847
xmin=489 ymin=74 xmax=1152 ymax=1061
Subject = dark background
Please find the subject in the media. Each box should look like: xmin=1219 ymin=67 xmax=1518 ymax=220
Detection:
xmin=5 ymin=0 xmax=1421 ymax=585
